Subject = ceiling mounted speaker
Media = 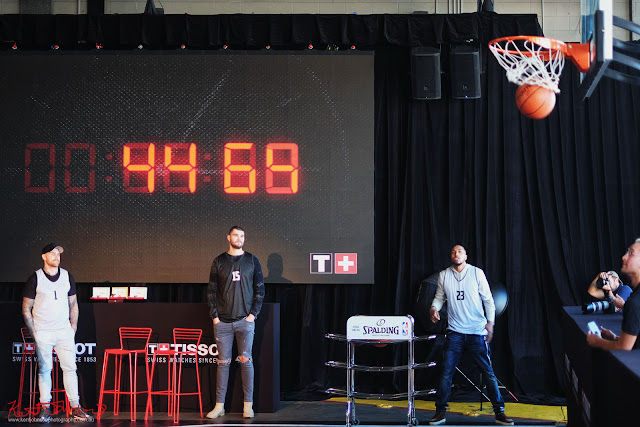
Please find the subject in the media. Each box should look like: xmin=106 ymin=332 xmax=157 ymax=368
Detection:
xmin=450 ymin=45 xmax=482 ymax=99
xmin=410 ymin=47 xmax=441 ymax=100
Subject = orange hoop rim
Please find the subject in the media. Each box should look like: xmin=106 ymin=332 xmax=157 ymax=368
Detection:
xmin=488 ymin=35 xmax=568 ymax=60
xmin=489 ymin=35 xmax=591 ymax=73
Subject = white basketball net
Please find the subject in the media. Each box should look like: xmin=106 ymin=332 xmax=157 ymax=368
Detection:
xmin=489 ymin=38 xmax=565 ymax=93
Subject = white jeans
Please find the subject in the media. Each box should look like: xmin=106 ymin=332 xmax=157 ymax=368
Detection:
xmin=33 ymin=327 xmax=79 ymax=407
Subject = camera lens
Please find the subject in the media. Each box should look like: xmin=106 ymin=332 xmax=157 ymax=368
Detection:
xmin=582 ymin=300 xmax=613 ymax=314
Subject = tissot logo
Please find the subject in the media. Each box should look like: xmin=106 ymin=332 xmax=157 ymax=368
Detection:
xmin=13 ymin=342 xmax=97 ymax=355
xmin=310 ymin=253 xmax=359 ymax=274
xmin=310 ymin=253 xmax=332 ymax=274
xmin=148 ymin=343 xmax=218 ymax=356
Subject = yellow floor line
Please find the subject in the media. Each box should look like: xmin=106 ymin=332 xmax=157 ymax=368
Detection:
xmin=325 ymin=397 xmax=567 ymax=423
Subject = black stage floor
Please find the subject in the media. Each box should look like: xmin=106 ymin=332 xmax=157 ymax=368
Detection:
xmin=1 ymin=400 xmax=564 ymax=427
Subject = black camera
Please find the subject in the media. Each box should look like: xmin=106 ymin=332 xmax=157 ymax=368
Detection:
xmin=596 ymin=277 xmax=609 ymax=288
xmin=582 ymin=298 xmax=614 ymax=314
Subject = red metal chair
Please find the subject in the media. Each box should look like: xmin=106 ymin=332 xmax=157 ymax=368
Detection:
xmin=146 ymin=341 xmax=177 ymax=419
xmin=171 ymin=328 xmax=203 ymax=423
xmin=97 ymin=327 xmax=152 ymax=421
xmin=50 ymin=347 xmax=70 ymax=417
xmin=146 ymin=328 xmax=203 ymax=423
xmin=17 ymin=327 xmax=38 ymax=417
xmin=16 ymin=328 xmax=69 ymax=419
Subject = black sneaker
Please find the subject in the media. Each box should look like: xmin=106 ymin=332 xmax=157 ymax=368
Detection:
xmin=429 ymin=412 xmax=446 ymax=425
xmin=495 ymin=412 xmax=514 ymax=426
xmin=71 ymin=407 xmax=95 ymax=422
xmin=33 ymin=405 xmax=52 ymax=422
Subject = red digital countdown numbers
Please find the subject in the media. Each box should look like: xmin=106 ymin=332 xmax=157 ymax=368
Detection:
xmin=224 ymin=142 xmax=298 ymax=194
xmin=24 ymin=141 xmax=299 ymax=195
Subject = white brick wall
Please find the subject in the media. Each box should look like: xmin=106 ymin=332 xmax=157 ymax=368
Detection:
xmin=315 ymin=3 xmax=340 ymax=13
xmin=0 ymin=0 xmax=637 ymax=40
xmin=0 ymin=0 xmax=21 ymax=14
xmin=293 ymin=2 xmax=318 ymax=14
xmin=187 ymin=1 xmax=216 ymax=13
xmin=52 ymin=0 xmax=87 ymax=14
xmin=106 ymin=1 xmax=146 ymax=14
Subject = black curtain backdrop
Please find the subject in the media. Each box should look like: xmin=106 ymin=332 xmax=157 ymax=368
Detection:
xmin=2 ymin=13 xmax=640 ymax=404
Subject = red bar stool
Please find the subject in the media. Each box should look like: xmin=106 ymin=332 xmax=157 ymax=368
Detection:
xmin=146 ymin=328 xmax=203 ymax=423
xmin=171 ymin=328 xmax=203 ymax=423
xmin=146 ymin=342 xmax=176 ymax=418
xmin=16 ymin=328 xmax=69 ymax=419
xmin=97 ymin=327 xmax=152 ymax=421
xmin=50 ymin=348 xmax=70 ymax=417
xmin=17 ymin=327 xmax=38 ymax=418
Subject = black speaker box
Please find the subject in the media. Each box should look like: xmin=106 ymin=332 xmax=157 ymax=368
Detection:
xmin=410 ymin=47 xmax=441 ymax=100
xmin=450 ymin=45 xmax=482 ymax=99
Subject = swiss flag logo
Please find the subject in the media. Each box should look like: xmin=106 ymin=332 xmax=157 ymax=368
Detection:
xmin=25 ymin=343 xmax=35 ymax=353
xmin=335 ymin=253 xmax=357 ymax=274
xmin=159 ymin=343 xmax=170 ymax=351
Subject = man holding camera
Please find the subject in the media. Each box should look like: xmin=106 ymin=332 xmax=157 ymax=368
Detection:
xmin=587 ymin=239 xmax=640 ymax=350
xmin=587 ymin=270 xmax=632 ymax=311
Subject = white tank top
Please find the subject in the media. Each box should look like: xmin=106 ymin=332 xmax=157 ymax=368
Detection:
xmin=33 ymin=268 xmax=71 ymax=331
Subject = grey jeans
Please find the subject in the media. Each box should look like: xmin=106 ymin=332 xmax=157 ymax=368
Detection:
xmin=213 ymin=318 xmax=255 ymax=403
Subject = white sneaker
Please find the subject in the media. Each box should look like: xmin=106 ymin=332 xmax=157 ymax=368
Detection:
xmin=206 ymin=404 xmax=225 ymax=419
xmin=243 ymin=402 xmax=255 ymax=418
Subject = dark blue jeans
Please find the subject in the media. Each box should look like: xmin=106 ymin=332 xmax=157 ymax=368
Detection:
xmin=435 ymin=331 xmax=505 ymax=414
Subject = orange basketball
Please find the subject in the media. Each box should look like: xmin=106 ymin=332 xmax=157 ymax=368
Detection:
xmin=515 ymin=84 xmax=556 ymax=119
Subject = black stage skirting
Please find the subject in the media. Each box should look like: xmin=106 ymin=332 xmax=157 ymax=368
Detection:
xmin=561 ymin=306 xmax=640 ymax=427
xmin=0 ymin=302 xmax=279 ymax=414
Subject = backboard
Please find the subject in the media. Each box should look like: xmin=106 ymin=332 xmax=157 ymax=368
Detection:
xmin=578 ymin=0 xmax=613 ymax=99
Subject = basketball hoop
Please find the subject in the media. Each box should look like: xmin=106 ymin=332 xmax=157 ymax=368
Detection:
xmin=488 ymin=36 xmax=590 ymax=94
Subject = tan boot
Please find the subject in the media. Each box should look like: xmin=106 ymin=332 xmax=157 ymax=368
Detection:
xmin=243 ymin=402 xmax=254 ymax=418
xmin=206 ymin=403 xmax=225 ymax=419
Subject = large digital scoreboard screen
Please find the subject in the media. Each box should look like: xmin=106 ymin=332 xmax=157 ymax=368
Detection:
xmin=0 ymin=52 xmax=374 ymax=284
